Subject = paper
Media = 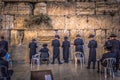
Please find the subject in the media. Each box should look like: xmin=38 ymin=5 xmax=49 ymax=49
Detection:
xmin=45 ymin=74 xmax=52 ymax=80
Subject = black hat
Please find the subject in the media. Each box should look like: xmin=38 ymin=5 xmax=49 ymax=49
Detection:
xmin=32 ymin=39 xmax=36 ymax=41
xmin=109 ymin=34 xmax=117 ymax=37
xmin=1 ymin=36 xmax=4 ymax=39
xmin=88 ymin=34 xmax=95 ymax=38
xmin=104 ymin=46 xmax=112 ymax=51
xmin=55 ymin=35 xmax=60 ymax=39
xmin=43 ymin=43 xmax=47 ymax=47
xmin=76 ymin=34 xmax=80 ymax=37
xmin=64 ymin=36 xmax=68 ymax=40
xmin=107 ymin=37 xmax=110 ymax=39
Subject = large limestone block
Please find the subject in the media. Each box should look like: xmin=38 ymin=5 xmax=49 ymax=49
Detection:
xmin=24 ymin=30 xmax=37 ymax=44
xmin=87 ymin=15 xmax=112 ymax=29
xmin=50 ymin=16 xmax=64 ymax=29
xmin=36 ymin=30 xmax=55 ymax=43
xmin=4 ymin=3 xmax=31 ymax=15
xmin=96 ymin=2 xmax=118 ymax=15
xmin=76 ymin=2 xmax=95 ymax=15
xmin=14 ymin=15 xmax=29 ymax=29
xmin=111 ymin=15 xmax=120 ymax=29
xmin=65 ymin=16 xmax=87 ymax=29
xmin=2 ymin=15 xmax=14 ymax=29
xmin=47 ymin=2 xmax=75 ymax=15
xmin=34 ymin=2 xmax=47 ymax=15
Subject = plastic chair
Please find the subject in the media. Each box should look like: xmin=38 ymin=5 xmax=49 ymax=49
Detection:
xmin=31 ymin=53 xmax=41 ymax=66
xmin=74 ymin=51 xmax=84 ymax=66
xmin=40 ymin=52 xmax=49 ymax=64
xmin=103 ymin=58 xmax=116 ymax=78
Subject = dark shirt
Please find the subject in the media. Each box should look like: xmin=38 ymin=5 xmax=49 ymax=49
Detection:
xmin=0 ymin=58 xmax=8 ymax=68
xmin=0 ymin=40 xmax=8 ymax=52
xmin=111 ymin=39 xmax=120 ymax=50
xmin=100 ymin=51 xmax=116 ymax=63
xmin=29 ymin=41 xmax=37 ymax=50
xmin=39 ymin=48 xmax=49 ymax=58
xmin=74 ymin=38 xmax=84 ymax=46
xmin=74 ymin=38 xmax=84 ymax=52
xmin=88 ymin=40 xmax=97 ymax=48
xmin=52 ymin=39 xmax=60 ymax=47
xmin=62 ymin=40 xmax=70 ymax=48
xmin=0 ymin=58 xmax=9 ymax=77
xmin=104 ymin=40 xmax=112 ymax=48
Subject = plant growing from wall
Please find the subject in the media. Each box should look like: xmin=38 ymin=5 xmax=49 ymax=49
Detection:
xmin=24 ymin=14 xmax=52 ymax=29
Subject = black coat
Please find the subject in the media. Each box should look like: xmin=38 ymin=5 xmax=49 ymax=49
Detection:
xmin=39 ymin=48 xmax=49 ymax=58
xmin=104 ymin=40 xmax=112 ymax=48
xmin=0 ymin=40 xmax=8 ymax=52
xmin=74 ymin=38 xmax=84 ymax=52
xmin=100 ymin=51 xmax=116 ymax=67
xmin=88 ymin=40 xmax=97 ymax=62
xmin=29 ymin=41 xmax=37 ymax=59
xmin=62 ymin=40 xmax=70 ymax=60
xmin=52 ymin=39 xmax=60 ymax=58
xmin=111 ymin=39 xmax=120 ymax=58
xmin=0 ymin=58 xmax=9 ymax=77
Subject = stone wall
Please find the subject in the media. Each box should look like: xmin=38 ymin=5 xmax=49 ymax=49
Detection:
xmin=0 ymin=0 xmax=120 ymax=60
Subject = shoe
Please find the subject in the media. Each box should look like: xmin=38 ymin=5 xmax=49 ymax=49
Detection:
xmin=58 ymin=62 xmax=62 ymax=64
xmin=51 ymin=62 xmax=54 ymax=64
xmin=87 ymin=67 xmax=90 ymax=69
xmin=93 ymin=67 xmax=95 ymax=69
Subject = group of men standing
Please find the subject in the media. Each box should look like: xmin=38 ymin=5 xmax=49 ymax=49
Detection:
xmin=29 ymin=34 xmax=96 ymax=65
xmin=29 ymin=33 xmax=120 ymax=70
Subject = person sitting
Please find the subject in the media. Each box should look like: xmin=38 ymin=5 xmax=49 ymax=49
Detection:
xmin=0 ymin=47 xmax=13 ymax=80
xmin=39 ymin=44 xmax=49 ymax=64
xmin=97 ymin=46 xmax=116 ymax=72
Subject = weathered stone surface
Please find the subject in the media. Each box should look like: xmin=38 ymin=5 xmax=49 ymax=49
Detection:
xmin=2 ymin=15 xmax=14 ymax=29
xmin=34 ymin=2 xmax=47 ymax=15
xmin=47 ymin=2 xmax=75 ymax=15
xmin=0 ymin=1 xmax=120 ymax=46
xmin=50 ymin=16 xmax=65 ymax=29
xmin=96 ymin=2 xmax=118 ymax=15
xmin=76 ymin=2 xmax=95 ymax=15
xmin=3 ymin=3 xmax=31 ymax=15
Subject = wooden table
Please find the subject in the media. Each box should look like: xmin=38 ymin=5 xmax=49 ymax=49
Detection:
xmin=31 ymin=70 xmax=53 ymax=80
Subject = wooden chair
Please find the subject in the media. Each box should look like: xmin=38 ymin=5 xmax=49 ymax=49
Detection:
xmin=31 ymin=70 xmax=53 ymax=80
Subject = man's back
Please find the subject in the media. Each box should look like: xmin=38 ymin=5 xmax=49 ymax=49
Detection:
xmin=100 ymin=51 xmax=116 ymax=62
xmin=29 ymin=42 xmax=37 ymax=50
xmin=0 ymin=40 xmax=8 ymax=52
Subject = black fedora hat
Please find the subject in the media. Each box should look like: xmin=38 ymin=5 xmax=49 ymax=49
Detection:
xmin=109 ymin=34 xmax=117 ymax=37
xmin=55 ymin=35 xmax=60 ymax=39
xmin=88 ymin=34 xmax=95 ymax=38
xmin=43 ymin=43 xmax=47 ymax=47
xmin=76 ymin=34 xmax=80 ymax=37
xmin=32 ymin=39 xmax=36 ymax=41
xmin=64 ymin=36 xmax=68 ymax=40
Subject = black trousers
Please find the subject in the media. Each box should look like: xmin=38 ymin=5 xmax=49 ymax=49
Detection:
xmin=87 ymin=61 xmax=96 ymax=68
xmin=52 ymin=56 xmax=61 ymax=63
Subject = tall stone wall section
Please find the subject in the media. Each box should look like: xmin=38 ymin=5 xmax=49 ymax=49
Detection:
xmin=0 ymin=0 xmax=120 ymax=55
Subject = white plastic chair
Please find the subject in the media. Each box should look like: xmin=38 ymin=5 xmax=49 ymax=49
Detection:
xmin=74 ymin=51 xmax=84 ymax=66
xmin=31 ymin=53 xmax=41 ymax=66
xmin=103 ymin=58 xmax=116 ymax=78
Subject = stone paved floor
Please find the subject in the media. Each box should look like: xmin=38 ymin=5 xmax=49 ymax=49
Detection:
xmin=11 ymin=62 xmax=120 ymax=80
